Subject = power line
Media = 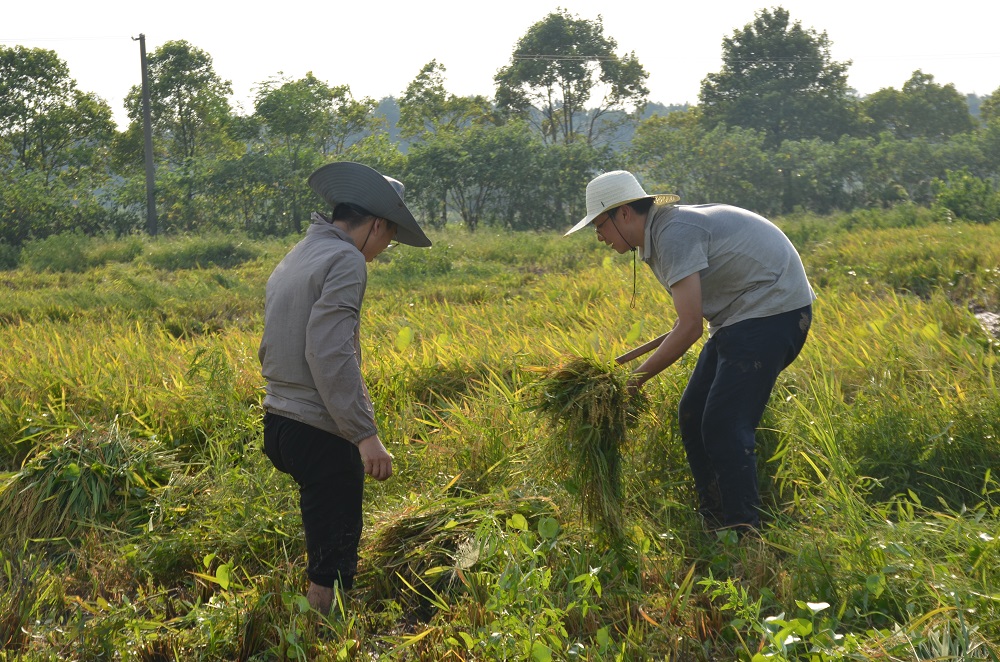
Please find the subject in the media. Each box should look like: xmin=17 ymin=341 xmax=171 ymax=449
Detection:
xmin=0 ymin=35 xmax=132 ymax=41
xmin=512 ymin=54 xmax=618 ymax=61
xmin=512 ymin=53 xmax=1000 ymax=63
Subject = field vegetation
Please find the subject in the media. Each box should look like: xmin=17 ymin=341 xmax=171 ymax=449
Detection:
xmin=1 ymin=212 xmax=999 ymax=660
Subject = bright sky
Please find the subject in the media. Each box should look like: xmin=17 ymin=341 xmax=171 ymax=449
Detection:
xmin=5 ymin=0 xmax=999 ymax=130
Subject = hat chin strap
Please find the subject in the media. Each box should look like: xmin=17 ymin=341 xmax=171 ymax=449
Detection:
xmin=358 ymin=218 xmax=377 ymax=254
xmin=609 ymin=215 xmax=638 ymax=309
xmin=611 ymin=217 xmax=635 ymax=251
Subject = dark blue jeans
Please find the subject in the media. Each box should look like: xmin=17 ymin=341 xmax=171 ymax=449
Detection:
xmin=263 ymin=412 xmax=365 ymax=590
xmin=677 ymin=305 xmax=812 ymax=529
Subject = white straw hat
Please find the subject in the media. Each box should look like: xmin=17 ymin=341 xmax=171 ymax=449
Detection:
xmin=565 ymin=170 xmax=679 ymax=235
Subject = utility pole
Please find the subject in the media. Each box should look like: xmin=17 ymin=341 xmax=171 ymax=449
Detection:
xmin=133 ymin=33 xmax=157 ymax=235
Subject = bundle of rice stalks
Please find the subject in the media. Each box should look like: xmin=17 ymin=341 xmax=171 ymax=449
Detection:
xmin=358 ymin=493 xmax=556 ymax=612
xmin=527 ymin=356 xmax=648 ymax=542
xmin=0 ymin=424 xmax=178 ymax=543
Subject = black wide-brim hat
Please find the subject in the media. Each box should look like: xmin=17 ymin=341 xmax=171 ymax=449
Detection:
xmin=308 ymin=161 xmax=432 ymax=247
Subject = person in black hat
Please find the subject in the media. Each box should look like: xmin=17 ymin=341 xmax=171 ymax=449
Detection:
xmin=259 ymin=162 xmax=431 ymax=614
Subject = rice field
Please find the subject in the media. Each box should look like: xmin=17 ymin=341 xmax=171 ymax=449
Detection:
xmin=1 ymin=219 xmax=999 ymax=660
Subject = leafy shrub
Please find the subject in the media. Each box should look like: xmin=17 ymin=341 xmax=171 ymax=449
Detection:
xmin=144 ymin=234 xmax=258 ymax=270
xmin=89 ymin=236 xmax=144 ymax=265
xmin=21 ymin=233 xmax=91 ymax=272
xmin=0 ymin=243 xmax=19 ymax=270
xmin=19 ymin=235 xmax=145 ymax=272
xmin=933 ymin=168 xmax=1000 ymax=223
xmin=379 ymin=243 xmax=452 ymax=278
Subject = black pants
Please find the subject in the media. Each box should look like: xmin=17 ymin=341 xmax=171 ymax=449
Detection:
xmin=263 ymin=412 xmax=365 ymax=590
xmin=678 ymin=305 xmax=812 ymax=529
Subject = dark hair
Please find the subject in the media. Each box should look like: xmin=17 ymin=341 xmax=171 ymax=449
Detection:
xmin=330 ymin=203 xmax=376 ymax=228
xmin=626 ymin=197 xmax=655 ymax=214
xmin=329 ymin=203 xmax=398 ymax=237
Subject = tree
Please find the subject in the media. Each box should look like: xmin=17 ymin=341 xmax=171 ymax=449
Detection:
xmin=253 ymin=73 xmax=333 ymax=233
xmin=406 ymin=121 xmax=539 ymax=231
xmin=0 ymin=45 xmax=115 ymax=179
xmin=399 ymin=61 xmax=497 ymax=228
xmin=320 ymin=89 xmax=384 ymax=158
xmin=978 ymin=88 xmax=1000 ymax=174
xmin=398 ymin=61 xmax=495 ymax=139
xmin=504 ymin=139 xmax=605 ymax=231
xmin=124 ymin=40 xmax=236 ymax=231
xmin=866 ymin=134 xmax=986 ymax=205
xmin=981 ymin=86 xmax=1000 ymax=125
xmin=863 ymin=70 xmax=976 ymax=140
xmin=208 ymin=151 xmax=284 ymax=235
xmin=0 ymin=46 xmax=120 ymax=245
xmin=699 ymin=7 xmax=861 ymax=147
xmin=932 ymin=168 xmax=1000 ymax=223
xmin=494 ymin=9 xmax=648 ymax=146
xmin=628 ymin=109 xmax=780 ymax=214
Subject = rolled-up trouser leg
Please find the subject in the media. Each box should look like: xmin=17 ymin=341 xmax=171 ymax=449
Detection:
xmin=263 ymin=412 xmax=366 ymax=589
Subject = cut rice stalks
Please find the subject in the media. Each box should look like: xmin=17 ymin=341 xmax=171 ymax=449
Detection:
xmin=527 ymin=356 xmax=648 ymax=543
xmin=358 ymin=493 xmax=557 ymax=611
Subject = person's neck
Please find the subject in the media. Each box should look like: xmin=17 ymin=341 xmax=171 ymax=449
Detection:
xmin=335 ymin=219 xmax=374 ymax=250
xmin=626 ymin=212 xmax=648 ymax=253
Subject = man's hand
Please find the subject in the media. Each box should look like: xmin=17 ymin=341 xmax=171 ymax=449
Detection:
xmin=358 ymin=435 xmax=393 ymax=481
xmin=626 ymin=373 xmax=645 ymax=398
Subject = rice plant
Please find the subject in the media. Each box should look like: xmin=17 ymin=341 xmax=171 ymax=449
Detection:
xmin=528 ymin=356 xmax=648 ymax=543
xmin=0 ymin=422 xmax=178 ymax=543
xmin=1 ymin=222 xmax=999 ymax=658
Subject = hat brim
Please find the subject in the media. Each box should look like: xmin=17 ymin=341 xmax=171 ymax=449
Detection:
xmin=308 ymin=162 xmax=431 ymax=247
xmin=564 ymin=193 xmax=680 ymax=236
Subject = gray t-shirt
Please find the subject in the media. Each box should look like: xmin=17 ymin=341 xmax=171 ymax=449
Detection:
xmin=641 ymin=204 xmax=815 ymax=336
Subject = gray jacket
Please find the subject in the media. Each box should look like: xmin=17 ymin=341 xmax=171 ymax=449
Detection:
xmin=258 ymin=221 xmax=378 ymax=444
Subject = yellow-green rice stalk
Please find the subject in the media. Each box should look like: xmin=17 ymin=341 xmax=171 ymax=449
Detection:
xmin=528 ymin=357 xmax=647 ymax=543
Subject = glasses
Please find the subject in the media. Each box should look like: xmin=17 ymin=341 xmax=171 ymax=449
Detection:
xmin=594 ymin=207 xmax=618 ymax=234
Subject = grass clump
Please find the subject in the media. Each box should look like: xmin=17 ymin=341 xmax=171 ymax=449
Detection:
xmin=0 ymin=423 xmax=178 ymax=544
xmin=528 ymin=356 xmax=648 ymax=543
xmin=144 ymin=234 xmax=258 ymax=270
xmin=359 ymin=494 xmax=557 ymax=612
xmin=20 ymin=234 xmax=143 ymax=273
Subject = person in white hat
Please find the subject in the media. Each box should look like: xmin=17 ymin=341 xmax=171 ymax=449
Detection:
xmin=568 ymin=170 xmax=816 ymax=534
xmin=259 ymin=162 xmax=431 ymax=614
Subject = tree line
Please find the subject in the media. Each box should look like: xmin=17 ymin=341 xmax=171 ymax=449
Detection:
xmin=2 ymin=6 xmax=999 ymax=251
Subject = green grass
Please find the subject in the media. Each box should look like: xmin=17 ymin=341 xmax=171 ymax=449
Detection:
xmin=0 ymin=219 xmax=998 ymax=660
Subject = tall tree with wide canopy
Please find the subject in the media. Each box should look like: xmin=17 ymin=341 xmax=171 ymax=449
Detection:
xmin=125 ymin=40 xmax=233 ymax=169
xmin=252 ymin=73 xmax=336 ymax=233
xmin=0 ymin=45 xmax=115 ymax=179
xmin=124 ymin=40 xmax=236 ymax=231
xmin=863 ymin=70 xmax=976 ymax=140
xmin=399 ymin=61 xmax=496 ymax=228
xmin=494 ymin=9 xmax=648 ymax=146
xmin=699 ymin=7 xmax=860 ymax=147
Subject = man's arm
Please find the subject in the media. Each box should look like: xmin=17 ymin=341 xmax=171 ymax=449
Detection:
xmin=628 ymin=272 xmax=704 ymax=392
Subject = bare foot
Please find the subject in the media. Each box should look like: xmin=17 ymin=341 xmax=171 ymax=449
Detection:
xmin=306 ymin=582 xmax=333 ymax=615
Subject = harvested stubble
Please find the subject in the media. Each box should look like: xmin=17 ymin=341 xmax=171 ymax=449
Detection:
xmin=528 ymin=357 xmax=648 ymax=542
